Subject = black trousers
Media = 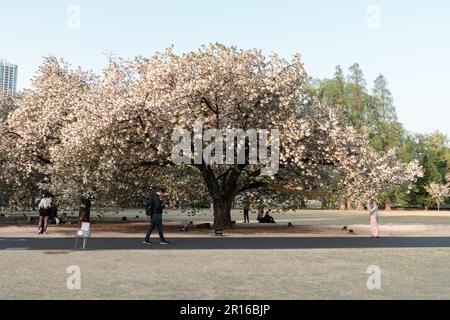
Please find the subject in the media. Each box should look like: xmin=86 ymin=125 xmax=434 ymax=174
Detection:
xmin=145 ymin=214 xmax=166 ymax=241
xmin=243 ymin=209 xmax=249 ymax=223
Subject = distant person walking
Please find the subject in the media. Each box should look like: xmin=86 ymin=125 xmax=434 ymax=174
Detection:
xmin=369 ymin=200 xmax=380 ymax=238
xmin=243 ymin=197 xmax=250 ymax=223
xmin=143 ymin=187 xmax=169 ymax=245
xmin=37 ymin=191 xmax=52 ymax=234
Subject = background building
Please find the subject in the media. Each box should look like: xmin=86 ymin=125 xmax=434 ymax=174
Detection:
xmin=0 ymin=59 xmax=18 ymax=95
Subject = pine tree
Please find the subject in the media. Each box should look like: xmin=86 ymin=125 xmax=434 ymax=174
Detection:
xmin=333 ymin=65 xmax=346 ymax=105
xmin=347 ymin=63 xmax=367 ymax=88
xmin=346 ymin=63 xmax=367 ymax=127
xmin=372 ymin=74 xmax=397 ymax=123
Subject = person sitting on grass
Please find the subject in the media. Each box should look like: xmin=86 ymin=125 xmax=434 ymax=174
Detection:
xmin=259 ymin=209 xmax=276 ymax=224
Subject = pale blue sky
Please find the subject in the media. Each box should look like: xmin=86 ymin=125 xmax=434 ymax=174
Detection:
xmin=1 ymin=0 xmax=449 ymax=137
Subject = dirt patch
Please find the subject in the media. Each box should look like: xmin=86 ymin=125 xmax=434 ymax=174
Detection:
xmin=3 ymin=213 xmax=450 ymax=238
xmin=0 ymin=222 xmax=338 ymax=238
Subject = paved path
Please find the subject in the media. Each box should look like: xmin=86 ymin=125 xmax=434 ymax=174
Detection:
xmin=2 ymin=236 xmax=450 ymax=250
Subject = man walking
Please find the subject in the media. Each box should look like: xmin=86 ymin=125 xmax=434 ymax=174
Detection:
xmin=143 ymin=187 xmax=169 ymax=245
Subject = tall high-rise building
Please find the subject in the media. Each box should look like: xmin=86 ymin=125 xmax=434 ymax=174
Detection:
xmin=0 ymin=60 xmax=18 ymax=95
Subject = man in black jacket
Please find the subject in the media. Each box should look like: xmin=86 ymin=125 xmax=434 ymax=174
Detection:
xmin=242 ymin=196 xmax=250 ymax=223
xmin=143 ymin=187 xmax=169 ymax=245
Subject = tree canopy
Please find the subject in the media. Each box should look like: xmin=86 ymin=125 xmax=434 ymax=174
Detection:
xmin=0 ymin=44 xmax=430 ymax=225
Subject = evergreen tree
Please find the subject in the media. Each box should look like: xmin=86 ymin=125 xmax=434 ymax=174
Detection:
xmin=372 ymin=74 xmax=397 ymax=123
xmin=333 ymin=65 xmax=346 ymax=105
xmin=346 ymin=63 xmax=367 ymax=127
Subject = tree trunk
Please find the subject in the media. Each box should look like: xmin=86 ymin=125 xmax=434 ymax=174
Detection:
xmin=340 ymin=199 xmax=347 ymax=211
xmin=300 ymin=198 xmax=307 ymax=209
xmin=347 ymin=200 xmax=353 ymax=210
xmin=321 ymin=197 xmax=328 ymax=210
xmin=356 ymin=202 xmax=364 ymax=211
xmin=78 ymin=198 xmax=91 ymax=223
xmin=197 ymin=165 xmax=238 ymax=229
xmin=213 ymin=198 xmax=233 ymax=229
xmin=385 ymin=193 xmax=392 ymax=211
xmin=31 ymin=193 xmax=36 ymax=211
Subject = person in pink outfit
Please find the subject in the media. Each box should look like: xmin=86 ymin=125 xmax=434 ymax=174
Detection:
xmin=369 ymin=200 xmax=380 ymax=238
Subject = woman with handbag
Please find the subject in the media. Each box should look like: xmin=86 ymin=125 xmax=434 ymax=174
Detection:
xmin=37 ymin=191 xmax=52 ymax=234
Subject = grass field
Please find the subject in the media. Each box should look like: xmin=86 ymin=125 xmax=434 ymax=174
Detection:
xmin=1 ymin=248 xmax=450 ymax=300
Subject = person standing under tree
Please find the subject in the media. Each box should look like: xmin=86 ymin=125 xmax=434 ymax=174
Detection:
xmin=242 ymin=197 xmax=250 ymax=223
xmin=37 ymin=191 xmax=52 ymax=234
xmin=369 ymin=200 xmax=380 ymax=238
xmin=256 ymin=200 xmax=265 ymax=223
xmin=143 ymin=187 xmax=170 ymax=245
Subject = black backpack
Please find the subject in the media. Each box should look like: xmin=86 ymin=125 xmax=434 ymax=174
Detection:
xmin=144 ymin=194 xmax=154 ymax=216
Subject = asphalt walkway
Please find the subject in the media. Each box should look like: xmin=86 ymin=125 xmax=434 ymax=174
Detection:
xmin=2 ymin=236 xmax=450 ymax=250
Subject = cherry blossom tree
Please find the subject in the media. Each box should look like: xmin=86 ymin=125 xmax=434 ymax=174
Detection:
xmin=0 ymin=92 xmax=17 ymax=121
xmin=0 ymin=92 xmax=19 ymax=208
xmin=2 ymin=57 xmax=97 ymax=217
xmin=2 ymin=44 xmax=423 ymax=227
xmin=426 ymin=182 xmax=450 ymax=211
xmin=51 ymin=44 xmax=422 ymax=226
